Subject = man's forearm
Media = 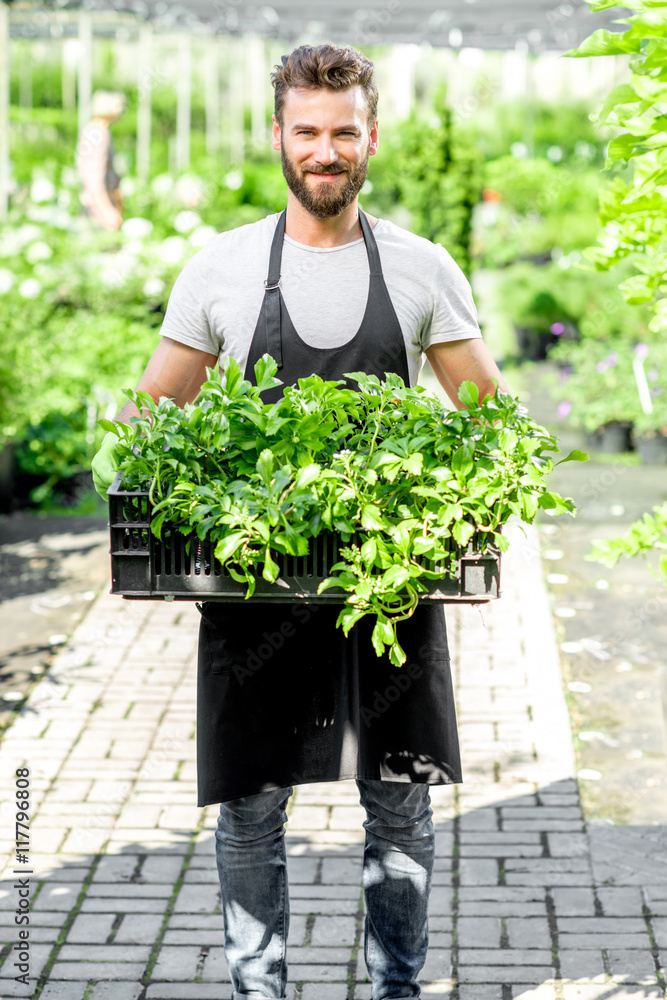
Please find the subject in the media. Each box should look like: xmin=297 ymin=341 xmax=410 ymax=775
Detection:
xmin=115 ymin=399 xmax=143 ymax=425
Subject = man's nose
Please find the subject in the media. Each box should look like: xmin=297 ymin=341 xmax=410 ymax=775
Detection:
xmin=313 ymin=134 xmax=339 ymax=165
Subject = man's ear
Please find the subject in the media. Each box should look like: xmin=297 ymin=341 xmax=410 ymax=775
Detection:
xmin=272 ymin=114 xmax=281 ymax=151
xmin=369 ymin=119 xmax=379 ymax=157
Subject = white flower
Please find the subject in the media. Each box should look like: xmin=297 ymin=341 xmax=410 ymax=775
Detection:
xmin=188 ymin=225 xmax=217 ymax=247
xmin=123 ymin=240 xmax=145 ymax=256
xmin=159 ymin=236 xmax=188 ymax=263
xmin=119 ymin=176 xmax=136 ymax=197
xmin=121 ymin=217 xmax=154 ymax=239
xmin=98 ymin=251 xmax=138 ymax=287
xmin=143 ymin=278 xmax=166 ymax=297
xmin=0 ymin=268 xmax=14 ymax=293
xmin=152 ymin=174 xmax=174 ymax=196
xmin=26 ymin=241 xmax=53 ymax=264
xmin=60 ymin=167 xmax=78 ymax=187
xmin=18 ymin=278 xmax=42 ymax=299
xmin=175 ymin=174 xmax=205 ymax=206
xmin=224 ymin=170 xmax=243 ymax=191
xmin=173 ymin=210 xmax=202 ymax=233
xmin=30 ymin=178 xmax=56 ymax=203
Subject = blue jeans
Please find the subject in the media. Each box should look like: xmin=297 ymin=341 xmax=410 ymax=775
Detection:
xmin=215 ymin=779 xmax=434 ymax=1000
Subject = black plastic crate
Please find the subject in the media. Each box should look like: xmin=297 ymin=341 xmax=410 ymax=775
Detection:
xmin=108 ymin=474 xmax=501 ymax=603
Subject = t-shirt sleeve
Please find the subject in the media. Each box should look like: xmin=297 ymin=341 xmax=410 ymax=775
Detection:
xmin=158 ymin=248 xmax=219 ymax=356
xmin=421 ymin=244 xmax=482 ymax=350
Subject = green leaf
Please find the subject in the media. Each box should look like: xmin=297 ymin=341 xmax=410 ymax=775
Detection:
xmin=555 ymin=450 xmax=589 ymax=466
xmin=403 ymin=453 xmax=423 ymax=476
xmin=253 ymin=354 xmax=282 ymax=393
xmin=97 ymin=418 xmax=119 ymax=434
xmin=389 ymin=639 xmax=407 ymax=668
xmin=457 ymin=380 xmax=479 ymax=409
xmin=294 ymin=464 xmax=321 ymax=489
xmin=452 ymin=520 xmax=475 ymax=546
xmin=361 ymin=538 xmax=378 ymax=565
xmin=214 ymin=531 xmax=246 ymax=564
xmin=382 ymin=565 xmax=411 ymax=590
xmin=597 ymin=84 xmax=640 ymax=125
xmin=564 ymin=28 xmax=642 ymax=58
xmin=361 ymin=504 xmax=387 ymax=530
xmin=262 ymin=547 xmax=280 ymax=583
xmin=256 ymin=448 xmax=274 ymax=485
xmin=451 ymin=445 xmax=474 ymax=476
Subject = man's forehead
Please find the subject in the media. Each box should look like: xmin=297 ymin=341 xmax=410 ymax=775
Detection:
xmin=281 ymin=85 xmax=370 ymax=124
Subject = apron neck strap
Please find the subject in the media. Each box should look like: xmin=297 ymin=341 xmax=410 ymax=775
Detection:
xmin=266 ymin=209 xmax=287 ymax=289
xmin=267 ymin=207 xmax=382 ymax=284
xmin=358 ymin=209 xmax=383 ymax=277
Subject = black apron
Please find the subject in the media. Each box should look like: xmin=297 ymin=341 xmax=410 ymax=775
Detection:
xmin=196 ymin=209 xmax=461 ymax=806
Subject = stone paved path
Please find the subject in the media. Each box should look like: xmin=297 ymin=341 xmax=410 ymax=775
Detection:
xmin=0 ymin=525 xmax=665 ymax=1000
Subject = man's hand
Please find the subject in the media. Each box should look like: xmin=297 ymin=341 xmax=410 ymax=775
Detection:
xmin=91 ymin=431 xmax=120 ymax=499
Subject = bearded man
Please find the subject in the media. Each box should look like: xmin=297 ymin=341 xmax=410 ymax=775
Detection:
xmin=93 ymin=43 xmax=506 ymax=1000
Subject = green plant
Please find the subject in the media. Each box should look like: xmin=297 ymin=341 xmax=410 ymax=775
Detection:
xmin=478 ymin=156 xmax=603 ymax=266
xmin=496 ymin=260 xmax=652 ymax=347
xmin=104 ymin=355 xmax=584 ymax=666
xmin=370 ymin=90 xmax=482 ymax=275
xmin=13 ymin=409 xmax=92 ymax=503
xmin=589 ymin=502 xmax=667 ymax=581
xmin=550 ymin=336 xmax=667 ymax=432
xmin=565 ymin=0 xmax=667 ymax=337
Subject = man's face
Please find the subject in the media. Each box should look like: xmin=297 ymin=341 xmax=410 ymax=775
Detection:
xmin=273 ymin=85 xmax=379 ymax=219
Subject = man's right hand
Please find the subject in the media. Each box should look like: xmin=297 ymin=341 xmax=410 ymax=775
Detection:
xmin=91 ymin=431 xmax=120 ymax=499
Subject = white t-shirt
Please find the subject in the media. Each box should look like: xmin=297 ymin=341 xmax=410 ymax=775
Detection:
xmin=159 ymin=211 xmax=482 ymax=387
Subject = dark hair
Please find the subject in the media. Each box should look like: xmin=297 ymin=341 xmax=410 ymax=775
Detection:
xmin=271 ymin=43 xmax=378 ymax=127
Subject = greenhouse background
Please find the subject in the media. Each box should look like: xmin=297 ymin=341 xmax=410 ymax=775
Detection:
xmin=0 ymin=0 xmax=666 ymax=995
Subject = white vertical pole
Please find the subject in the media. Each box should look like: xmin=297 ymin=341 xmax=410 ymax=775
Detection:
xmin=391 ymin=44 xmax=415 ymax=121
xmin=204 ymin=38 xmax=219 ymax=156
xmin=0 ymin=1 xmax=9 ymax=221
xmin=248 ymin=34 xmax=266 ymax=153
xmin=136 ymin=23 xmax=152 ymax=182
xmin=19 ymin=42 xmax=32 ymax=109
xmin=62 ymin=38 xmax=76 ymax=110
xmin=176 ymin=32 xmax=191 ymax=172
xmin=228 ymin=35 xmax=245 ymax=163
xmin=77 ymin=10 xmax=92 ymax=136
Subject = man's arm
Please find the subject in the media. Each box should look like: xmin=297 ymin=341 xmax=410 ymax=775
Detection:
xmin=116 ymin=336 xmax=219 ymax=423
xmin=92 ymin=337 xmax=218 ymax=497
xmin=425 ymin=339 xmax=507 ymax=410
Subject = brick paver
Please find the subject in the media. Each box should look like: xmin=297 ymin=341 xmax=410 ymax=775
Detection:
xmin=0 ymin=524 xmax=665 ymax=999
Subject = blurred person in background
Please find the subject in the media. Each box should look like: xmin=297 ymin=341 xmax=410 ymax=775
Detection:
xmin=76 ymin=90 xmax=126 ymax=230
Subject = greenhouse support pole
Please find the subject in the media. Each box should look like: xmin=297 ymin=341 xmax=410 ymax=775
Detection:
xmin=204 ymin=38 xmax=220 ymax=156
xmin=62 ymin=38 xmax=77 ymax=110
xmin=78 ymin=10 xmax=93 ymax=136
xmin=136 ymin=24 xmax=152 ymax=182
xmin=248 ymin=34 xmax=266 ymax=153
xmin=228 ymin=36 xmax=245 ymax=164
xmin=18 ymin=41 xmax=32 ymax=110
xmin=0 ymin=1 xmax=8 ymax=221
xmin=176 ymin=32 xmax=191 ymax=172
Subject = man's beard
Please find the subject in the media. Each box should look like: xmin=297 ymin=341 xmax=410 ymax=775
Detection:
xmin=280 ymin=144 xmax=369 ymax=219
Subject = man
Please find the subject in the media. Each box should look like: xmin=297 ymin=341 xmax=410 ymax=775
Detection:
xmin=76 ymin=90 xmax=126 ymax=230
xmin=93 ymin=43 xmax=506 ymax=1000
